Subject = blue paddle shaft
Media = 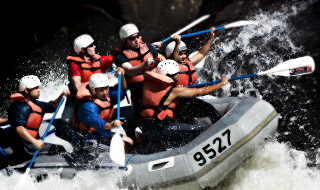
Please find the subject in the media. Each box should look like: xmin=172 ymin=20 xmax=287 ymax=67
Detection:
xmin=161 ymin=36 xmax=173 ymax=44
xmin=117 ymin=73 xmax=121 ymax=121
xmin=27 ymin=96 xmax=65 ymax=169
xmin=154 ymin=26 xmax=226 ymax=48
xmin=0 ymin=147 xmax=7 ymax=156
xmin=187 ymin=73 xmax=258 ymax=88
xmin=180 ymin=26 xmax=225 ymax=39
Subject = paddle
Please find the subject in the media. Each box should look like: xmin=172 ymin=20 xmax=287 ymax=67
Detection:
xmin=16 ymin=96 xmax=65 ymax=187
xmin=108 ymin=15 xmax=211 ymax=75
xmin=109 ymin=72 xmax=125 ymax=166
xmin=180 ymin=20 xmax=257 ymax=39
xmin=159 ymin=14 xmax=211 ymax=45
xmin=187 ymin=56 xmax=315 ymax=88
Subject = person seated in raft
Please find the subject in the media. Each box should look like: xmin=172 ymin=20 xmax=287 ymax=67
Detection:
xmin=62 ymin=34 xmax=119 ymax=126
xmin=138 ymin=60 xmax=229 ymax=154
xmin=112 ymin=23 xmax=166 ymax=130
xmin=0 ymin=75 xmax=70 ymax=169
xmin=165 ymin=28 xmax=221 ymax=124
xmin=72 ymin=71 xmax=133 ymax=152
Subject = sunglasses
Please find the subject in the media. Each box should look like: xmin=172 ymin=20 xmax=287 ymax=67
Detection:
xmin=167 ymin=73 xmax=178 ymax=78
xmin=87 ymin=43 xmax=95 ymax=48
xmin=127 ymin=34 xmax=140 ymax=41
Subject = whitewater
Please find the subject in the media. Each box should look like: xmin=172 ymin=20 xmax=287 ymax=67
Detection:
xmin=0 ymin=1 xmax=319 ymax=190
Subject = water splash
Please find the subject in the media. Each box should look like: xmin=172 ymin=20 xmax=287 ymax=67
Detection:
xmin=213 ymin=140 xmax=320 ymax=190
xmin=0 ymin=169 xmax=127 ymax=190
xmin=198 ymin=2 xmax=307 ymax=97
xmin=196 ymin=1 xmax=319 ymax=149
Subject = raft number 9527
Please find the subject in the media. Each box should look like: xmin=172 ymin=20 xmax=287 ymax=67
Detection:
xmin=193 ymin=129 xmax=231 ymax=166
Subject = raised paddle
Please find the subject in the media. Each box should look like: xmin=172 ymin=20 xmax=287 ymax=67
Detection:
xmin=108 ymin=15 xmax=211 ymax=74
xmin=159 ymin=14 xmax=211 ymax=45
xmin=180 ymin=20 xmax=257 ymax=39
xmin=109 ymin=72 xmax=126 ymax=166
xmin=187 ymin=56 xmax=315 ymax=88
xmin=16 ymin=96 xmax=65 ymax=187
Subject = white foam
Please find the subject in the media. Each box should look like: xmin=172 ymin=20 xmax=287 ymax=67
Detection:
xmin=213 ymin=141 xmax=320 ymax=190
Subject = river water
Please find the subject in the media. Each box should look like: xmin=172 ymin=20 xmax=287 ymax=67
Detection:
xmin=0 ymin=1 xmax=319 ymax=190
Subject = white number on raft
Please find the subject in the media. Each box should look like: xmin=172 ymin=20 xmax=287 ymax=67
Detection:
xmin=193 ymin=129 xmax=231 ymax=166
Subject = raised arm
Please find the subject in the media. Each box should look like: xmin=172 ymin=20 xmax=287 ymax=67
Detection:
xmin=189 ymin=27 xmax=215 ymax=66
xmin=172 ymin=34 xmax=181 ymax=62
xmin=164 ymin=76 xmax=229 ymax=105
xmin=52 ymin=89 xmax=70 ymax=109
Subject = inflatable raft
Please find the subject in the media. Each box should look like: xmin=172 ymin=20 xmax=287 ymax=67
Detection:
xmin=0 ymin=97 xmax=278 ymax=189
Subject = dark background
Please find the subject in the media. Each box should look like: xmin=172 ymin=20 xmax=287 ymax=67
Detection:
xmin=1 ymin=0 xmax=320 ymax=154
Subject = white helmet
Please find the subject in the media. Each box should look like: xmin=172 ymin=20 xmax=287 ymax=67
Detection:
xmin=73 ymin=34 xmax=94 ymax=54
xmin=157 ymin=59 xmax=180 ymax=76
xmin=165 ymin=41 xmax=188 ymax=57
xmin=19 ymin=75 xmax=41 ymax=91
xmin=89 ymin=73 xmax=109 ymax=94
xmin=119 ymin=24 xmax=139 ymax=40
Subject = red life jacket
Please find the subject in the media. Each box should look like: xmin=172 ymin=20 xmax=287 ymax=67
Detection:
xmin=74 ymin=83 xmax=114 ymax=134
xmin=176 ymin=59 xmax=197 ymax=86
xmin=140 ymin=71 xmax=178 ymax=121
xmin=9 ymin=93 xmax=45 ymax=138
xmin=66 ymin=55 xmax=102 ymax=83
xmin=112 ymin=43 xmax=161 ymax=84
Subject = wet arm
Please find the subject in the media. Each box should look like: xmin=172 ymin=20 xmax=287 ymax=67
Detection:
xmin=70 ymin=76 xmax=82 ymax=92
xmin=16 ymin=126 xmax=44 ymax=149
xmin=172 ymin=35 xmax=181 ymax=62
xmin=52 ymin=89 xmax=70 ymax=109
xmin=165 ymin=78 xmax=228 ymax=105
xmin=178 ymin=83 xmax=224 ymax=98
xmin=189 ymin=27 xmax=215 ymax=66
xmin=121 ymin=62 xmax=149 ymax=77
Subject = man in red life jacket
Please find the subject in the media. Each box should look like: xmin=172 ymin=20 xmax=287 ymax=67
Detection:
xmin=62 ymin=34 xmax=114 ymax=126
xmin=165 ymin=28 xmax=221 ymax=124
xmin=112 ymin=23 xmax=166 ymax=126
xmin=73 ymin=72 xmax=133 ymax=152
xmin=139 ymin=60 xmax=229 ymax=153
xmin=0 ymin=75 xmax=69 ymax=169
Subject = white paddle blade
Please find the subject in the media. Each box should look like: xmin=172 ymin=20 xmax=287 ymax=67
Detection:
xmin=110 ymin=129 xmax=125 ymax=166
xmin=224 ymin=20 xmax=258 ymax=29
xmin=259 ymin=56 xmax=315 ymax=76
xmin=171 ymin=14 xmax=210 ymax=36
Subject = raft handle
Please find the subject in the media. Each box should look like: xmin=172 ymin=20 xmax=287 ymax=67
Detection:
xmin=148 ymin=157 xmax=174 ymax=172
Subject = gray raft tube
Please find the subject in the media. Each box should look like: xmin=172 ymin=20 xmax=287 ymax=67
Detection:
xmin=119 ymin=97 xmax=278 ymax=190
